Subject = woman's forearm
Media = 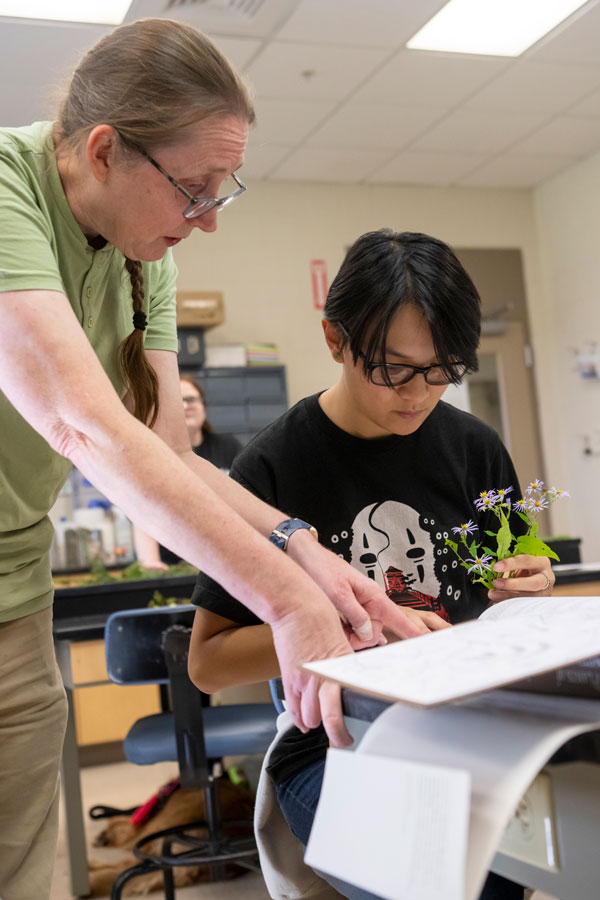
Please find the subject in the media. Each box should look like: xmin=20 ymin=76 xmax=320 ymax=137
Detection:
xmin=64 ymin=407 xmax=322 ymax=625
xmin=0 ymin=290 xmax=324 ymax=627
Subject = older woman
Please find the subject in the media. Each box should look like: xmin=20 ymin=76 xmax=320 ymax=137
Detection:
xmin=0 ymin=21 xmax=419 ymax=898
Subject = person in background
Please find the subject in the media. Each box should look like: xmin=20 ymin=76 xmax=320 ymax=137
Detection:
xmin=180 ymin=374 xmax=242 ymax=469
xmin=134 ymin=374 xmax=242 ymax=568
xmin=189 ymin=229 xmax=555 ymax=900
xmin=0 ymin=23 xmax=422 ymax=899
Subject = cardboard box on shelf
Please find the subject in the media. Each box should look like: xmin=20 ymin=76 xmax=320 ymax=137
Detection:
xmin=176 ymin=291 xmax=225 ymax=328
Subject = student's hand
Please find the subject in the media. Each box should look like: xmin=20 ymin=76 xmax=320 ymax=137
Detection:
xmin=286 ymin=534 xmax=424 ymax=643
xmin=488 ymin=554 xmax=555 ymax=603
xmin=381 ymin=607 xmax=451 ymax=642
xmin=401 ymin=607 xmax=451 ymax=631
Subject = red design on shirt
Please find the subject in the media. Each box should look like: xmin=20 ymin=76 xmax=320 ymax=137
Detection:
xmin=384 ymin=567 xmax=450 ymax=621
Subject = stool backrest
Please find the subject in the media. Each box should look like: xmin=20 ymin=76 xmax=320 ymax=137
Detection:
xmin=269 ymin=677 xmax=286 ymax=714
xmin=105 ymin=605 xmax=196 ymax=685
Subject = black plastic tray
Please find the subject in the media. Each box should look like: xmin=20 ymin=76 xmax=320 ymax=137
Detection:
xmin=52 ymin=574 xmax=197 ymax=641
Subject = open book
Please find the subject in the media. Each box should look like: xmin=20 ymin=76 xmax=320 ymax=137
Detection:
xmin=302 ymin=595 xmax=600 ymax=706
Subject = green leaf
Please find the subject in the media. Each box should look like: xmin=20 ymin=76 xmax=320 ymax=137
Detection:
xmin=482 ymin=547 xmax=497 ymax=557
xmin=495 ymin=515 xmax=513 ymax=559
xmin=513 ymin=534 xmax=560 ymax=561
xmin=484 ymin=530 xmax=496 ymax=537
xmin=469 ymin=538 xmax=479 ymax=556
xmin=445 ymin=538 xmax=459 ymax=554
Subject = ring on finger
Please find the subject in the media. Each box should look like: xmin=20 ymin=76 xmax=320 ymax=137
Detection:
xmin=540 ymin=572 xmax=551 ymax=591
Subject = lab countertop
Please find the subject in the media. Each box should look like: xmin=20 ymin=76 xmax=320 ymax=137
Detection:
xmin=553 ymin=561 xmax=600 ymax=583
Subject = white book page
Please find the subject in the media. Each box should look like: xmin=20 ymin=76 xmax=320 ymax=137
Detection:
xmin=303 ymin=596 xmax=600 ymax=706
xmin=306 ymin=693 xmax=600 ymax=900
xmin=305 ymin=749 xmax=470 ymax=900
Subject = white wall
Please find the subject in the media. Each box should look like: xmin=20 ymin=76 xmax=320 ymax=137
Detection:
xmin=173 ymin=180 xmax=543 ymax=405
xmin=533 ymin=153 xmax=600 ymax=561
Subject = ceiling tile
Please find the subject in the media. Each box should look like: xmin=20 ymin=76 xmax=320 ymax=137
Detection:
xmin=527 ymin=1 xmax=600 ymax=66
xmin=245 ymin=41 xmax=387 ymax=101
xmin=353 ymin=50 xmax=509 ymax=106
xmin=458 ymin=154 xmax=575 ymax=188
xmin=465 ymin=60 xmax=600 ymax=113
xmin=270 ymin=145 xmax=393 ymax=182
xmin=411 ymin=108 xmax=552 ymax=155
xmin=207 ymin=35 xmax=263 ymax=70
xmin=0 ymin=21 xmax=108 ymax=125
xmin=570 ymin=87 xmax=600 ymax=118
xmin=126 ymin=0 xmax=298 ymax=39
xmin=251 ymin=97 xmax=336 ymax=144
xmin=305 ymin=102 xmax=446 ymax=150
xmin=511 ymin=115 xmax=600 ymax=157
xmin=241 ymin=142 xmax=295 ymax=180
xmin=276 ymin=0 xmax=446 ymax=48
xmin=366 ymin=151 xmax=487 ymax=186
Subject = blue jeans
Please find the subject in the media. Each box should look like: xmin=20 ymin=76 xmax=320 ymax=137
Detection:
xmin=276 ymin=759 xmax=524 ymax=900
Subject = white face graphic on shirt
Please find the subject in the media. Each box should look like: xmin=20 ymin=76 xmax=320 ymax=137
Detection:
xmin=349 ymin=500 xmax=440 ymax=600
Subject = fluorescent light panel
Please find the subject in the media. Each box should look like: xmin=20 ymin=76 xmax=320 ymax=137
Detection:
xmin=407 ymin=0 xmax=589 ymax=57
xmin=0 ymin=1 xmax=131 ymax=25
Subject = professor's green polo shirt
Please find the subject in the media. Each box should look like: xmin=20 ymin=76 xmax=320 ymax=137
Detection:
xmin=0 ymin=122 xmax=179 ymax=622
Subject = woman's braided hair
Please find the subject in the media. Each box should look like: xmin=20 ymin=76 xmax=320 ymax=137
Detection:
xmin=122 ymin=258 xmax=159 ymax=426
xmin=53 ymin=18 xmax=254 ymax=427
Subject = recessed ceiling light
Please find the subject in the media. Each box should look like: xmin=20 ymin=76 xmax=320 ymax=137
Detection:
xmin=0 ymin=1 xmax=131 ymax=25
xmin=407 ymin=0 xmax=589 ymax=57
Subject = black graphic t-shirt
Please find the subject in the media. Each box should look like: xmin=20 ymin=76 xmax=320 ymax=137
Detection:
xmin=191 ymin=394 xmax=522 ymax=784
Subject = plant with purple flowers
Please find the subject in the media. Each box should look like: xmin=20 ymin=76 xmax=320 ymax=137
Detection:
xmin=445 ymin=479 xmax=569 ymax=590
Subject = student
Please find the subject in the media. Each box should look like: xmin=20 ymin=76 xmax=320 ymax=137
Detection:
xmin=189 ymin=229 xmax=554 ymax=900
xmin=134 ymin=374 xmax=243 ymax=568
xmin=0 ymin=25 xmax=420 ymax=899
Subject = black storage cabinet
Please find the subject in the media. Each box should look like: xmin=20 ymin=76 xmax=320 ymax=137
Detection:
xmin=181 ymin=365 xmax=288 ymax=445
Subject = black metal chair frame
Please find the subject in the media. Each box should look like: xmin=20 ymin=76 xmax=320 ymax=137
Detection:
xmin=106 ymin=611 xmax=261 ymax=899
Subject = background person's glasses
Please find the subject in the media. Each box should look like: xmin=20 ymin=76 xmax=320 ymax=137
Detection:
xmin=182 ymin=396 xmax=203 ymax=406
xmin=136 ymin=145 xmax=246 ymax=219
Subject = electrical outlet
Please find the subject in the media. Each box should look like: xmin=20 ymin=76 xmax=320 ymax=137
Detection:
xmin=498 ymin=771 xmax=559 ymax=871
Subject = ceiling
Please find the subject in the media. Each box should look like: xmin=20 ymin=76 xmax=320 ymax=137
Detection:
xmin=3 ymin=0 xmax=600 ymax=188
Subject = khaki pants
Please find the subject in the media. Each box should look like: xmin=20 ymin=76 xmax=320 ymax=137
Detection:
xmin=0 ymin=607 xmax=68 ymax=900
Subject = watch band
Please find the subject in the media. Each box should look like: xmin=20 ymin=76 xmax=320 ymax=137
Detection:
xmin=269 ymin=518 xmax=318 ymax=551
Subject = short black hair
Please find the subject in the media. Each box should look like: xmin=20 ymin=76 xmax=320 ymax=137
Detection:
xmin=323 ymin=229 xmax=481 ymax=385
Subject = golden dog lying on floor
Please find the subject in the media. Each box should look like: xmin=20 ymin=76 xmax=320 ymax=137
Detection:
xmin=88 ymin=777 xmax=256 ymax=897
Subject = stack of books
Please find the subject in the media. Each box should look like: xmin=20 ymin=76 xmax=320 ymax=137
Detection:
xmin=245 ymin=342 xmax=280 ymax=366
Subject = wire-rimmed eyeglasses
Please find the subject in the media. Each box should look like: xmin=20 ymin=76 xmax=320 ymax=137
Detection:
xmin=117 ymin=129 xmax=246 ymax=219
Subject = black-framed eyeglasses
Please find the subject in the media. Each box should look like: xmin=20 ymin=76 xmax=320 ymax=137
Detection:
xmin=337 ymin=324 xmax=467 ymax=387
xmin=363 ymin=358 xmax=468 ymax=386
xmin=119 ymin=131 xmax=246 ymax=219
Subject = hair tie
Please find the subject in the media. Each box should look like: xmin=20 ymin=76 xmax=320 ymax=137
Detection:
xmin=133 ymin=311 xmax=147 ymax=331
